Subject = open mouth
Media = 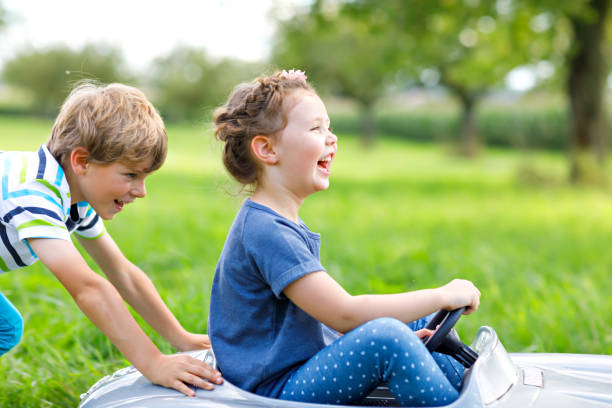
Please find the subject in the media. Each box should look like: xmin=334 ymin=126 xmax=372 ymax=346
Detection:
xmin=317 ymin=152 xmax=335 ymax=173
xmin=114 ymin=199 xmax=125 ymax=211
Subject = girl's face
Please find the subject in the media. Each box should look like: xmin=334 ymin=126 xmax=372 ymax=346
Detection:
xmin=273 ymin=91 xmax=338 ymax=199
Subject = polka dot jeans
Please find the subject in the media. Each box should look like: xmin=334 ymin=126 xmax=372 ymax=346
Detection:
xmin=280 ymin=317 xmax=464 ymax=407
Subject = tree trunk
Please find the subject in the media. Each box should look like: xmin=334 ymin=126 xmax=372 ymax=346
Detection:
xmin=567 ymin=0 xmax=610 ymax=183
xmin=442 ymin=75 xmax=482 ymax=157
xmin=457 ymin=92 xmax=479 ymax=157
xmin=359 ymin=102 xmax=376 ymax=147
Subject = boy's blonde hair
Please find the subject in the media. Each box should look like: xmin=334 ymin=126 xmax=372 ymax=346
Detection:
xmin=48 ymin=82 xmax=167 ymax=172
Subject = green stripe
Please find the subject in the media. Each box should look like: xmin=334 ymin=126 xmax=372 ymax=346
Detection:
xmin=20 ymin=155 xmax=29 ymax=184
xmin=17 ymin=219 xmax=66 ymax=231
xmin=75 ymin=227 xmax=106 ymax=240
xmin=0 ymin=255 xmax=9 ymax=272
xmin=35 ymin=179 xmax=63 ymax=202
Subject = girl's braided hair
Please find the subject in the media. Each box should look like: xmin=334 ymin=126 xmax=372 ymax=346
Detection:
xmin=213 ymin=71 xmax=314 ymax=185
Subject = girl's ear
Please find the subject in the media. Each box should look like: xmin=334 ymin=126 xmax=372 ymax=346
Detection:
xmin=251 ymin=135 xmax=278 ymax=165
xmin=70 ymin=147 xmax=90 ymax=175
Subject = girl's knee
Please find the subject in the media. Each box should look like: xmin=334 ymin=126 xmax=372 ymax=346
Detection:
xmin=358 ymin=318 xmax=419 ymax=348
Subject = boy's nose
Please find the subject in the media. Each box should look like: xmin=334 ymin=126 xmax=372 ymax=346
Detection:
xmin=132 ymin=180 xmax=146 ymax=198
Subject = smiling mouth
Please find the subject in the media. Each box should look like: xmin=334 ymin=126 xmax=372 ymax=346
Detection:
xmin=317 ymin=152 xmax=335 ymax=172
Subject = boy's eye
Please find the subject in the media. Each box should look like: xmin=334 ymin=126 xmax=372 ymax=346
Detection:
xmin=125 ymin=173 xmax=137 ymax=179
xmin=310 ymin=126 xmax=320 ymax=131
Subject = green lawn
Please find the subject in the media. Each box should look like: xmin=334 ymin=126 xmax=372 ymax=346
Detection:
xmin=1 ymin=115 xmax=611 ymax=407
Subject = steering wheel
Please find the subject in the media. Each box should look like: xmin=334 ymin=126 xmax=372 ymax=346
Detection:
xmin=423 ymin=307 xmax=465 ymax=352
xmin=422 ymin=307 xmax=478 ymax=368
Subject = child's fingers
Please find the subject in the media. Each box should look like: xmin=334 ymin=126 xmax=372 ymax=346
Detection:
xmin=171 ymin=379 xmax=196 ymax=397
xmin=186 ymin=356 xmax=223 ymax=385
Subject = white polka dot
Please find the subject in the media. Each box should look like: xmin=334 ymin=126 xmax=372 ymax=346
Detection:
xmin=370 ymin=341 xmax=376 ymax=346
xmin=361 ymin=351 xmax=365 ymax=356
xmin=405 ymin=352 xmax=410 ymax=357
xmin=358 ymin=363 xmax=362 ymax=368
xmin=333 ymin=377 xmax=337 ymax=382
xmin=311 ymin=379 xmax=315 ymax=383
xmin=333 ymin=364 xmax=338 ymax=368
xmin=355 ymin=339 xmax=360 ymax=343
xmin=340 ymin=352 xmax=344 ymax=356
xmin=326 ymin=390 xmax=330 ymax=394
xmin=394 ymin=338 xmax=399 ymax=342
xmin=416 ymin=376 xmax=421 ymax=380
xmin=375 ymin=353 xmax=379 ymax=357
xmin=346 ymin=362 xmax=350 ymax=366
xmin=420 ymin=389 xmax=425 ymax=393
xmin=382 ymin=345 xmax=387 ymax=350
xmin=350 ymin=351 xmax=354 ymax=355
xmin=349 ymin=376 xmax=353 ymax=380
xmin=402 ymin=365 xmax=406 ymax=370
xmin=426 ymin=377 xmax=430 ymax=381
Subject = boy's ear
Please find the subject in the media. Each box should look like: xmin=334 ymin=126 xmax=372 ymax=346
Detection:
xmin=70 ymin=147 xmax=90 ymax=175
xmin=251 ymin=135 xmax=278 ymax=165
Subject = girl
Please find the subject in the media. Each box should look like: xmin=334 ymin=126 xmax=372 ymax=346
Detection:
xmin=208 ymin=70 xmax=481 ymax=407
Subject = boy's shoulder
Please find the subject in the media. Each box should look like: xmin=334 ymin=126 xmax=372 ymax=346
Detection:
xmin=1 ymin=146 xmax=71 ymax=217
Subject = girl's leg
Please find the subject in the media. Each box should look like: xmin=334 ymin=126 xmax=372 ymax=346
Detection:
xmin=280 ymin=318 xmax=459 ymax=407
xmin=0 ymin=291 xmax=23 ymax=356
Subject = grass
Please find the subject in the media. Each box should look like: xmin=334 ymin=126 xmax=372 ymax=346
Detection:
xmin=1 ymin=115 xmax=611 ymax=407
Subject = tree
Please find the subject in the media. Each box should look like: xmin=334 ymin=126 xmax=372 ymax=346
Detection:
xmin=565 ymin=0 xmax=610 ymax=183
xmin=272 ymin=1 xmax=402 ymax=146
xmin=149 ymin=46 xmax=262 ymax=122
xmin=2 ymin=44 xmax=129 ymax=115
xmin=343 ymin=0 xmax=561 ymax=156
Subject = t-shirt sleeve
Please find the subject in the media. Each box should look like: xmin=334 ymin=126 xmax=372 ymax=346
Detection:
xmin=4 ymin=186 xmax=70 ymax=242
xmin=245 ymin=218 xmax=325 ymax=298
xmin=73 ymin=205 xmax=105 ymax=240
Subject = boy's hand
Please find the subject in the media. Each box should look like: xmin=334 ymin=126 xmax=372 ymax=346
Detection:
xmin=172 ymin=333 xmax=212 ymax=352
xmin=144 ymin=353 xmax=223 ymax=396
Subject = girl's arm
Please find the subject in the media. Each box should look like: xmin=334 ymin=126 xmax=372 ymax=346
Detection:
xmin=29 ymin=237 xmax=221 ymax=396
xmin=284 ymin=271 xmax=480 ymax=334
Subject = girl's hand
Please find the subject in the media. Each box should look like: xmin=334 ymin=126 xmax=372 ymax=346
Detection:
xmin=438 ymin=279 xmax=481 ymax=314
xmin=414 ymin=328 xmax=435 ymax=340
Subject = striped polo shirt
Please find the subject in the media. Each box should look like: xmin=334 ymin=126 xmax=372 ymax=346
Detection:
xmin=0 ymin=145 xmax=105 ymax=272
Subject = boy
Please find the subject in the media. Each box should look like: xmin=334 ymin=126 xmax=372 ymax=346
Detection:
xmin=0 ymin=82 xmax=221 ymax=396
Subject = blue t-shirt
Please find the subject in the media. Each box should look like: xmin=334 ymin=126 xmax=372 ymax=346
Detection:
xmin=209 ymin=199 xmax=329 ymax=398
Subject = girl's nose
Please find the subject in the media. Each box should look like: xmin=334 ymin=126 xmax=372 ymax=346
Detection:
xmin=327 ymin=131 xmax=338 ymax=145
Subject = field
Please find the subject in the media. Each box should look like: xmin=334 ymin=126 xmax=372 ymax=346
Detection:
xmin=1 ymin=115 xmax=611 ymax=407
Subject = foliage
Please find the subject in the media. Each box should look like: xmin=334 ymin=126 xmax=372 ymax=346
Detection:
xmin=1 ymin=117 xmax=612 ymax=406
xmin=1 ymin=44 xmax=129 ymax=115
xmin=272 ymin=1 xmax=402 ymax=144
xmin=331 ymin=105 xmax=570 ymax=150
xmin=149 ymin=47 xmax=263 ymax=122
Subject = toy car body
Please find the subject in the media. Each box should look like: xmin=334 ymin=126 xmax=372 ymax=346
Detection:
xmin=79 ymin=326 xmax=612 ymax=407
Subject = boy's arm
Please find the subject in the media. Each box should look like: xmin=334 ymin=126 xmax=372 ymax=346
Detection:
xmin=28 ymin=237 xmax=221 ymax=396
xmin=76 ymin=233 xmax=209 ymax=352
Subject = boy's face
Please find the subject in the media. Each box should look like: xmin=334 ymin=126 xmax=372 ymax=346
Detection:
xmin=75 ymin=159 xmax=152 ymax=220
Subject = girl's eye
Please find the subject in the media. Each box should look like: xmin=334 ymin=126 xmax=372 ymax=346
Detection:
xmin=125 ymin=173 xmax=137 ymax=179
xmin=310 ymin=126 xmax=320 ymax=131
